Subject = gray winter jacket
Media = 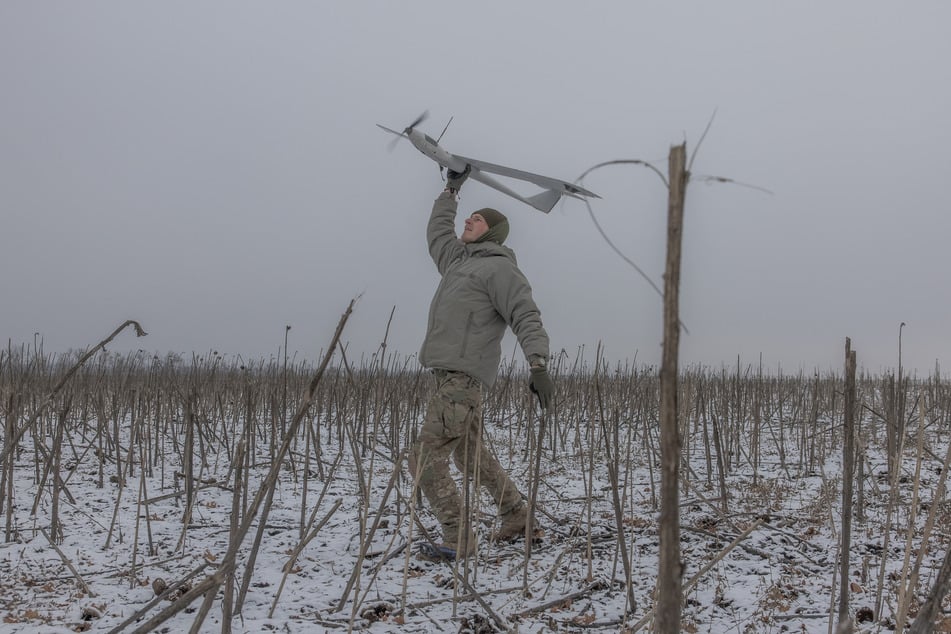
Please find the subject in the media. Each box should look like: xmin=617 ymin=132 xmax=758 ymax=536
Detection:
xmin=419 ymin=191 xmax=550 ymax=387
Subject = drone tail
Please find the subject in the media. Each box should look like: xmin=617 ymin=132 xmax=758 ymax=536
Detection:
xmin=524 ymin=189 xmax=563 ymax=214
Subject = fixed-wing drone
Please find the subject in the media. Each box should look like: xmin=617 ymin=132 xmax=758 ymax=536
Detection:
xmin=377 ymin=112 xmax=599 ymax=213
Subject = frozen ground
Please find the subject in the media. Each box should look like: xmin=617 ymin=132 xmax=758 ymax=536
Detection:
xmin=1 ymin=403 xmax=949 ymax=633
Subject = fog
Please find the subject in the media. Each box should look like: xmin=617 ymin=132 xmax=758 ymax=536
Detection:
xmin=2 ymin=2 xmax=949 ymax=375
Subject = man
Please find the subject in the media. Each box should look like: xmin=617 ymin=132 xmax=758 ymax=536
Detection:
xmin=411 ymin=164 xmax=555 ymax=561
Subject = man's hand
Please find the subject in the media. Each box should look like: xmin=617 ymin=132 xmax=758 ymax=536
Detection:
xmin=446 ymin=164 xmax=471 ymax=192
xmin=529 ymin=366 xmax=555 ymax=410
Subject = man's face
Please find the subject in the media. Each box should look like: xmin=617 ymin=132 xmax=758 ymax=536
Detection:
xmin=461 ymin=213 xmax=489 ymax=244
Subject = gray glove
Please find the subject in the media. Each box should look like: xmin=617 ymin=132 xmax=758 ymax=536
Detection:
xmin=529 ymin=366 xmax=555 ymax=410
xmin=446 ymin=164 xmax=471 ymax=191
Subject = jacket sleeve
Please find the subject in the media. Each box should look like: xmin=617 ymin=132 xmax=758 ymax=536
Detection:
xmin=487 ymin=261 xmax=550 ymax=362
xmin=427 ymin=191 xmax=465 ymax=275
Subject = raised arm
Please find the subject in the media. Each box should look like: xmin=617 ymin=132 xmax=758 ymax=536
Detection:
xmin=427 ymin=191 xmax=464 ymax=275
xmin=426 ymin=165 xmax=471 ymax=275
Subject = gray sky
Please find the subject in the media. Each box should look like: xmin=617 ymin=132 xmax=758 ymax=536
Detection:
xmin=2 ymin=2 xmax=949 ymax=376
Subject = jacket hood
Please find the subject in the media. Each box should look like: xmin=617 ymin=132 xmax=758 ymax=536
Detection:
xmin=464 ymin=240 xmax=517 ymax=264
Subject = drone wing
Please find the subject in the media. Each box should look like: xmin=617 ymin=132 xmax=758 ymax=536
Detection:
xmin=455 ymin=154 xmax=600 ymax=199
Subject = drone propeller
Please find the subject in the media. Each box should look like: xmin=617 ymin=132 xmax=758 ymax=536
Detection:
xmin=404 ymin=110 xmax=429 ymax=134
xmin=386 ymin=130 xmax=404 ymax=153
xmin=381 ymin=110 xmax=429 ymax=152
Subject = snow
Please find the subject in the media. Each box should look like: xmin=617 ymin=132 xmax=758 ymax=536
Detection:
xmin=1 ymin=367 xmax=948 ymax=633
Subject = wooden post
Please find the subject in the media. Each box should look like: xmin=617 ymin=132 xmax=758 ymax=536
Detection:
xmin=656 ymin=142 xmax=688 ymax=634
xmin=837 ymin=338 xmax=857 ymax=630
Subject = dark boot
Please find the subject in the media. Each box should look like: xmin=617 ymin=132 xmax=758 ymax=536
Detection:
xmin=418 ymin=527 xmax=477 ymax=562
xmin=491 ymin=506 xmax=531 ymax=542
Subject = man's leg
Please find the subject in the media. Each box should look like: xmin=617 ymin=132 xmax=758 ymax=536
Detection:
xmin=411 ymin=372 xmax=479 ymax=553
xmin=455 ymin=416 xmax=524 ymax=516
xmin=454 ymin=410 xmax=528 ymax=542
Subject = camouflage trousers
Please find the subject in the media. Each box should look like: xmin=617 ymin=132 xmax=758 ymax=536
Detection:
xmin=409 ymin=370 xmax=524 ymax=544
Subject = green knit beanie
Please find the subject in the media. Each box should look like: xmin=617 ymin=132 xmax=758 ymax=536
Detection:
xmin=472 ymin=208 xmax=510 ymax=245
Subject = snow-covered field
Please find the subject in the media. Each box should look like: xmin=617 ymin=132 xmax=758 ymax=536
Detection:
xmin=1 ymin=357 xmax=949 ymax=633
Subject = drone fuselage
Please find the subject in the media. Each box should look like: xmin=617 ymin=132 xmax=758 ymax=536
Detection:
xmin=407 ymin=129 xmax=467 ymax=172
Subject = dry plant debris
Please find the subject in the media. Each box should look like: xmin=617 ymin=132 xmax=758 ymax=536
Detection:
xmin=0 ymin=348 xmax=949 ymax=632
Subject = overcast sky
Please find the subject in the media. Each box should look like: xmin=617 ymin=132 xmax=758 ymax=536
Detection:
xmin=2 ymin=2 xmax=949 ymax=376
